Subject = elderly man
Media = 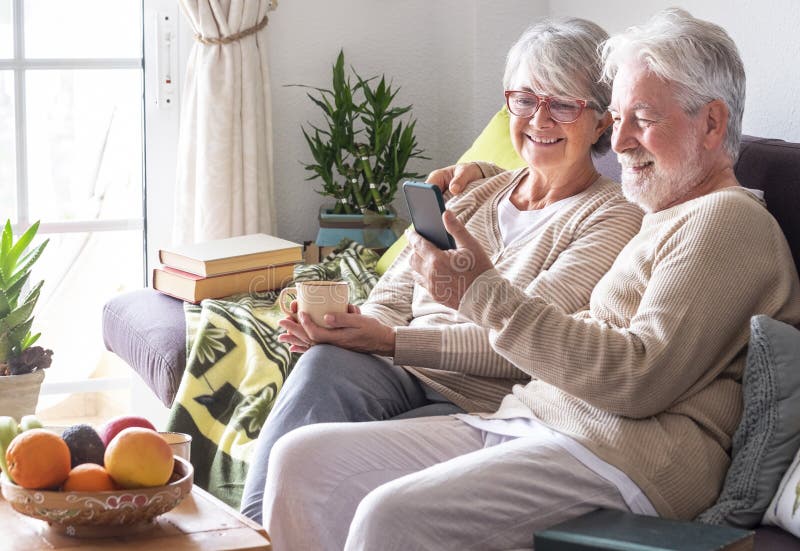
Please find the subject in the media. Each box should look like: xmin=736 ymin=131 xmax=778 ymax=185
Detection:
xmin=262 ymin=9 xmax=800 ymax=550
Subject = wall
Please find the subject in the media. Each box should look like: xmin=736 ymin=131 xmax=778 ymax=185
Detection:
xmin=549 ymin=0 xmax=800 ymax=144
xmin=167 ymin=1 xmax=800 ymax=245
xmin=266 ymin=0 xmax=548 ymax=243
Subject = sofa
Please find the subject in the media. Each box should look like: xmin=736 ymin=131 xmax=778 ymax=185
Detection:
xmin=102 ymin=113 xmax=800 ymax=547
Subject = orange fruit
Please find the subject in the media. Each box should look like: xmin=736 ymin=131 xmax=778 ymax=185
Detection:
xmin=104 ymin=427 xmax=174 ymax=489
xmin=62 ymin=463 xmax=117 ymax=492
xmin=6 ymin=429 xmax=71 ymax=489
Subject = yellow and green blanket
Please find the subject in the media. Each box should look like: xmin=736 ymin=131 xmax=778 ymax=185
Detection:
xmin=165 ymin=241 xmax=382 ymax=508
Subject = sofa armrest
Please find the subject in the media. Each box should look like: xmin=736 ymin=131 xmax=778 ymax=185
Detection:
xmin=102 ymin=289 xmax=187 ymax=407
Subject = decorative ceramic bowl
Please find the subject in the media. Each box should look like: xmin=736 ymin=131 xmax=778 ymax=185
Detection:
xmin=0 ymin=456 xmax=193 ymax=537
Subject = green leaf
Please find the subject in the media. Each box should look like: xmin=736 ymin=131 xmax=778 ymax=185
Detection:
xmin=0 ymin=298 xmax=36 ymax=334
xmin=387 ymin=105 xmax=412 ymax=118
xmin=0 ymin=338 xmax=8 ymax=363
xmin=0 ymin=221 xmax=11 ymax=261
xmin=0 ymin=274 xmax=29 ymax=318
xmin=308 ymin=123 xmax=331 ymax=138
xmin=6 ymin=239 xmax=48 ymax=289
xmin=21 ymin=332 xmax=40 ymax=350
xmin=5 ymin=220 xmax=41 ymax=273
xmin=20 ymin=279 xmax=43 ymax=307
xmin=306 ymin=92 xmax=334 ymax=118
xmin=8 ymin=319 xmax=33 ymax=351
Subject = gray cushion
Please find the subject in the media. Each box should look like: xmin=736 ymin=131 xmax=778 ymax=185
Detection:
xmin=102 ymin=289 xmax=186 ymax=407
xmin=698 ymin=315 xmax=800 ymax=528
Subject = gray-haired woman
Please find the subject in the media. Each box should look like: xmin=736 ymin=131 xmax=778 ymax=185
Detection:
xmin=254 ymin=17 xmax=645 ymax=547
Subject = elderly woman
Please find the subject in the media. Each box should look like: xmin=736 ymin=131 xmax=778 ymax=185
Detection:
xmin=243 ymin=16 xmax=643 ymax=535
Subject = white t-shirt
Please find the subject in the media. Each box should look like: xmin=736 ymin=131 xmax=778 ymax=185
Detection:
xmin=497 ymin=187 xmax=577 ymax=246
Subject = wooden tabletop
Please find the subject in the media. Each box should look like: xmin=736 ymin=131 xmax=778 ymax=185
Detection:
xmin=2 ymin=485 xmax=272 ymax=550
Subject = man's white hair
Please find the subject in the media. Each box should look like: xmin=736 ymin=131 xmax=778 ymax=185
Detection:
xmin=503 ymin=17 xmax=612 ymax=155
xmin=601 ymin=8 xmax=746 ymax=160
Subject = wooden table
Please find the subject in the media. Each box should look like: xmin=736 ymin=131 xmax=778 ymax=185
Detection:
xmin=2 ymin=486 xmax=272 ymax=550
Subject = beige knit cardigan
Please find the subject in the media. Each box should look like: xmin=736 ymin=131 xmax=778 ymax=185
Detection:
xmin=360 ymin=169 xmax=643 ymax=413
xmin=460 ymin=186 xmax=800 ymax=519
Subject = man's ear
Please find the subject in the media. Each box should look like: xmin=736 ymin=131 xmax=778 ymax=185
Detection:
xmin=702 ymin=99 xmax=729 ymax=151
xmin=593 ymin=111 xmax=613 ymax=143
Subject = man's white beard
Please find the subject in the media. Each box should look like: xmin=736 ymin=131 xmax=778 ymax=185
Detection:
xmin=618 ymin=140 xmax=706 ymax=213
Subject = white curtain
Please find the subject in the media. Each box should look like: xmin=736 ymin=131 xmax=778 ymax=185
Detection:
xmin=174 ymin=0 xmax=278 ymax=244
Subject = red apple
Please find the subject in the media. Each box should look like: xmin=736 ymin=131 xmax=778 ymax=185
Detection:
xmin=98 ymin=415 xmax=157 ymax=446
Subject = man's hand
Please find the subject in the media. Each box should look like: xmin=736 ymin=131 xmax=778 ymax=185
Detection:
xmin=427 ymin=163 xmax=484 ymax=195
xmin=278 ymin=303 xmax=396 ymax=356
xmin=407 ymin=211 xmax=494 ymax=309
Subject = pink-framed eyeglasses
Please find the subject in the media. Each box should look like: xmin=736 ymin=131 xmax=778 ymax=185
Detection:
xmin=504 ymin=90 xmax=600 ymax=123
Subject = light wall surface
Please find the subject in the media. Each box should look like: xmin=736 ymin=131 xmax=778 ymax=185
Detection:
xmin=266 ymin=0 xmax=548 ymax=242
xmin=255 ymin=1 xmax=799 ymax=242
xmin=548 ymin=0 xmax=800 ymax=144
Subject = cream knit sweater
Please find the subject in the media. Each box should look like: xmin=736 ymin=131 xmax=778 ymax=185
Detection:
xmin=360 ymin=169 xmax=643 ymax=412
xmin=460 ymin=186 xmax=800 ymax=519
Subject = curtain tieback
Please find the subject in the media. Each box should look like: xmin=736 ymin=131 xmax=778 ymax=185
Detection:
xmin=194 ymin=16 xmax=269 ymax=46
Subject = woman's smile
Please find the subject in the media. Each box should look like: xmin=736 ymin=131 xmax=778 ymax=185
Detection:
xmin=525 ymin=134 xmax=564 ymax=146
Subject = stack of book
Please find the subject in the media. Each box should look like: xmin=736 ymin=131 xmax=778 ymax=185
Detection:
xmin=153 ymin=233 xmax=303 ymax=303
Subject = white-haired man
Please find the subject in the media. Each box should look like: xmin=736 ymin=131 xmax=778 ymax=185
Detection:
xmin=261 ymin=9 xmax=800 ymax=550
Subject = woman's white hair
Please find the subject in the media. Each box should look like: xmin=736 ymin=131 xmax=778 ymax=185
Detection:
xmin=503 ymin=17 xmax=612 ymax=155
xmin=601 ymin=8 xmax=745 ymax=160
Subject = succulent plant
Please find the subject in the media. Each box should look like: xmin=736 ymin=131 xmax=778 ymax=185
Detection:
xmin=0 ymin=220 xmax=52 ymax=376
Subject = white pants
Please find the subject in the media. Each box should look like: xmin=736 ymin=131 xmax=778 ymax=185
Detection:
xmin=263 ymin=416 xmax=632 ymax=551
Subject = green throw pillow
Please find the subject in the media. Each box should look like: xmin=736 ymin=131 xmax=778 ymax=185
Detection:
xmin=375 ymin=107 xmax=524 ymax=275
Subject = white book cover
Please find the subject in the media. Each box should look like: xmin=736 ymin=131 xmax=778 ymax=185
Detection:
xmin=159 ymin=233 xmax=303 ymax=276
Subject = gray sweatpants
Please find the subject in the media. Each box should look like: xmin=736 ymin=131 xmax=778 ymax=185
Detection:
xmin=240 ymin=344 xmax=465 ymax=522
xmin=264 ymin=416 xmax=633 ymax=551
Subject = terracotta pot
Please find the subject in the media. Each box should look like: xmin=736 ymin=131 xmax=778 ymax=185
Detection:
xmin=0 ymin=369 xmax=45 ymax=420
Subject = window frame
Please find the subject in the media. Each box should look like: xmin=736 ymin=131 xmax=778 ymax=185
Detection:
xmin=2 ymin=0 xmax=146 ymax=240
xmin=1 ymin=0 xmax=184 ymax=405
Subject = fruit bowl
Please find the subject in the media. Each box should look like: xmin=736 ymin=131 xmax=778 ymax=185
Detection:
xmin=0 ymin=456 xmax=193 ymax=537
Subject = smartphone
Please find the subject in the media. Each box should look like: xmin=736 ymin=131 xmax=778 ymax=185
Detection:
xmin=402 ymin=181 xmax=456 ymax=250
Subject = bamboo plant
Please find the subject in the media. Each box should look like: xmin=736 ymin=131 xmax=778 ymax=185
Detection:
xmin=0 ymin=220 xmax=52 ymax=376
xmin=295 ymin=50 xmax=428 ymax=215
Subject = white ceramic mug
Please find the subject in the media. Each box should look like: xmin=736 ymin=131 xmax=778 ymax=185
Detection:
xmin=278 ymin=281 xmax=350 ymax=328
xmin=159 ymin=432 xmax=192 ymax=462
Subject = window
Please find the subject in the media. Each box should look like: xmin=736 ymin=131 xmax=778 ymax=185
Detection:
xmin=1 ymin=0 xmax=179 ymax=420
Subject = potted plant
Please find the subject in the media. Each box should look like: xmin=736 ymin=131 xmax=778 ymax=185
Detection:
xmin=295 ymin=50 xmax=428 ymax=249
xmin=0 ymin=220 xmax=53 ymax=420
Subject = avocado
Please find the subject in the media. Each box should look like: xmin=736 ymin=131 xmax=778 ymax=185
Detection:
xmin=61 ymin=424 xmax=106 ymax=468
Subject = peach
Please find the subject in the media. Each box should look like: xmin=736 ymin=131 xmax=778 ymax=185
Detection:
xmin=104 ymin=428 xmax=174 ymax=489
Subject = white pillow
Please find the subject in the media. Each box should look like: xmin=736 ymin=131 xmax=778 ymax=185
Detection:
xmin=763 ymin=445 xmax=800 ymax=537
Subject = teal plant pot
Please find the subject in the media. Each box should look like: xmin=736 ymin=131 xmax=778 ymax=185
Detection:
xmin=316 ymin=206 xmax=400 ymax=249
